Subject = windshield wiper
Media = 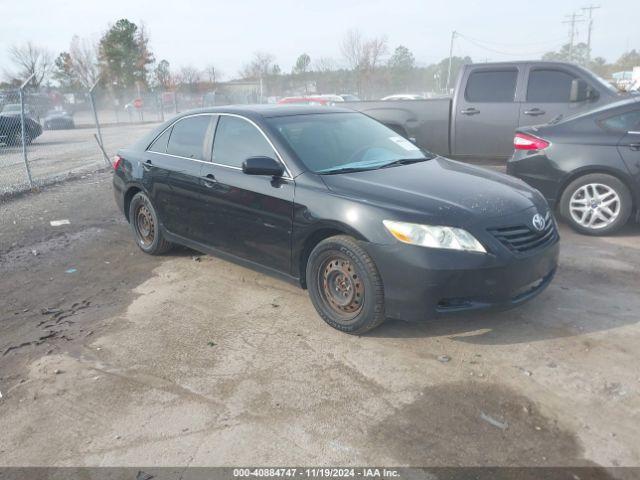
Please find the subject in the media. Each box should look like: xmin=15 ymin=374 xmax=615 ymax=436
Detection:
xmin=318 ymin=166 xmax=382 ymax=175
xmin=379 ymin=157 xmax=432 ymax=169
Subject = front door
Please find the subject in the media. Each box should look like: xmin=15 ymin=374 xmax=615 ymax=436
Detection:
xmin=453 ymin=67 xmax=520 ymax=158
xmin=199 ymin=115 xmax=294 ymax=274
xmin=519 ymin=67 xmax=591 ymax=128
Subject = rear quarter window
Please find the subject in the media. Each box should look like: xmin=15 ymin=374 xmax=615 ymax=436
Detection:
xmin=599 ymin=110 xmax=640 ymax=132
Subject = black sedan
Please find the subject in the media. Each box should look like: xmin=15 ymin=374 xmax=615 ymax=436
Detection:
xmin=43 ymin=109 xmax=75 ymax=130
xmin=113 ymin=106 xmax=559 ymax=334
xmin=508 ymin=97 xmax=640 ymax=235
xmin=0 ymin=114 xmax=43 ymax=146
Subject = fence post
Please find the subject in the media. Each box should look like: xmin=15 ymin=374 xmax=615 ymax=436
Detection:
xmin=19 ymin=74 xmax=35 ymax=189
xmin=89 ymin=78 xmax=110 ymax=167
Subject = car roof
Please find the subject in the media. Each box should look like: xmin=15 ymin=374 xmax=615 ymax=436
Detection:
xmin=174 ymin=104 xmax=353 ymax=119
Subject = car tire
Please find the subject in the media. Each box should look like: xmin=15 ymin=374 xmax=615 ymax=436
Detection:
xmin=128 ymin=192 xmax=173 ymax=254
xmin=559 ymin=173 xmax=632 ymax=236
xmin=306 ymin=235 xmax=385 ymax=334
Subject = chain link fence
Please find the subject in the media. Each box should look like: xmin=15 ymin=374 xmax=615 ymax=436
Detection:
xmin=0 ymin=80 xmax=269 ymax=198
xmin=0 ymin=83 xmax=166 ymax=198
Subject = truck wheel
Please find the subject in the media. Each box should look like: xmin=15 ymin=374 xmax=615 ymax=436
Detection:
xmin=559 ymin=173 xmax=632 ymax=236
xmin=306 ymin=235 xmax=385 ymax=334
xmin=128 ymin=192 xmax=173 ymax=254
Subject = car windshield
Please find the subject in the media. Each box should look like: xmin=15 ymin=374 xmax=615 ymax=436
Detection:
xmin=267 ymin=112 xmax=433 ymax=174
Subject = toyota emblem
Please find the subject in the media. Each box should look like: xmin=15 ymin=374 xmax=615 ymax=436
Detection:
xmin=532 ymin=213 xmax=546 ymax=232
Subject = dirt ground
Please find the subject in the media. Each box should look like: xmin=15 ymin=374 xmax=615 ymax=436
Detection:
xmin=0 ymin=170 xmax=639 ymax=469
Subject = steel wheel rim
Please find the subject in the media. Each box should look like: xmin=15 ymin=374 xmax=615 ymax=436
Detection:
xmin=318 ymin=255 xmax=364 ymax=322
xmin=135 ymin=204 xmax=155 ymax=246
xmin=569 ymin=183 xmax=621 ymax=230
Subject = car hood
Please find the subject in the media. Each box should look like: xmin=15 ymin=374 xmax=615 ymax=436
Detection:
xmin=320 ymin=157 xmax=549 ymax=227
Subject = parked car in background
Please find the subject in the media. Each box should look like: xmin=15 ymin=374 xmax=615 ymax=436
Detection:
xmin=381 ymin=94 xmax=426 ymax=101
xmin=278 ymin=96 xmax=331 ymax=106
xmin=0 ymin=114 xmax=43 ymax=146
xmin=347 ymin=61 xmax=625 ymax=159
xmin=508 ymin=97 xmax=640 ymax=235
xmin=43 ymin=109 xmax=75 ymax=130
xmin=1 ymin=103 xmax=30 ymax=116
xmin=339 ymin=94 xmax=360 ymax=102
xmin=113 ymin=105 xmax=558 ymax=334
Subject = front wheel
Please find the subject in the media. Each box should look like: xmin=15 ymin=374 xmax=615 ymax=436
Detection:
xmin=128 ymin=192 xmax=173 ymax=254
xmin=306 ymin=235 xmax=385 ymax=334
xmin=559 ymin=173 xmax=632 ymax=236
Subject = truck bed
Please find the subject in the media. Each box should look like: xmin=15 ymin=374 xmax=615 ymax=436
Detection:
xmin=344 ymin=98 xmax=452 ymax=156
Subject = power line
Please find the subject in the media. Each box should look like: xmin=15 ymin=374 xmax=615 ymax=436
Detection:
xmin=455 ymin=33 xmax=564 ymax=57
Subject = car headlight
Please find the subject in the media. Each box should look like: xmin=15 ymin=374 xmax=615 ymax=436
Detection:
xmin=383 ymin=220 xmax=486 ymax=253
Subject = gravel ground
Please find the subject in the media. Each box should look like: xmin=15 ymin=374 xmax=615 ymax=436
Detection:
xmin=0 ymin=171 xmax=639 ymax=472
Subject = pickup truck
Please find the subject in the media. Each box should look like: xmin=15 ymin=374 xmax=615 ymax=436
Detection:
xmin=347 ymin=61 xmax=625 ymax=159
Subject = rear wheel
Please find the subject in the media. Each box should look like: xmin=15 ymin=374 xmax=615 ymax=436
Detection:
xmin=559 ymin=173 xmax=632 ymax=236
xmin=128 ymin=192 xmax=173 ymax=254
xmin=306 ymin=235 xmax=385 ymax=334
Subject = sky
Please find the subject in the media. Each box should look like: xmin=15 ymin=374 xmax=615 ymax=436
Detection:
xmin=1 ymin=0 xmax=639 ymax=80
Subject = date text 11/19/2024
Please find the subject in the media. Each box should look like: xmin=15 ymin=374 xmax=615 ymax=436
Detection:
xmin=233 ymin=468 xmax=400 ymax=478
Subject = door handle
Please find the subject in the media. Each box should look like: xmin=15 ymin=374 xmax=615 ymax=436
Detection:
xmin=201 ymin=173 xmax=217 ymax=187
xmin=524 ymin=108 xmax=546 ymax=116
xmin=142 ymin=159 xmax=155 ymax=170
xmin=460 ymin=107 xmax=480 ymax=115
xmin=629 ymin=143 xmax=640 ymax=151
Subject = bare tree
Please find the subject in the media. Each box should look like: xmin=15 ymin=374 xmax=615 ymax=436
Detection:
xmin=340 ymin=30 xmax=388 ymax=97
xmin=313 ymin=57 xmax=337 ymax=73
xmin=205 ymin=64 xmax=219 ymax=86
xmin=178 ymin=65 xmax=201 ymax=92
xmin=340 ymin=29 xmax=364 ymax=71
xmin=240 ymin=51 xmax=276 ymax=79
xmin=69 ymin=36 xmax=99 ymax=88
xmin=6 ymin=42 xmax=54 ymax=87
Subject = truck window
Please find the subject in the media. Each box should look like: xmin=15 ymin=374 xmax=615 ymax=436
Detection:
xmin=464 ymin=70 xmax=518 ymax=103
xmin=526 ymin=69 xmax=577 ymax=103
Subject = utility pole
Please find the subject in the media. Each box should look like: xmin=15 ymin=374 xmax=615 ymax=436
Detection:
xmin=562 ymin=12 xmax=585 ymax=62
xmin=445 ymin=30 xmax=457 ymax=94
xmin=582 ymin=4 xmax=600 ymax=62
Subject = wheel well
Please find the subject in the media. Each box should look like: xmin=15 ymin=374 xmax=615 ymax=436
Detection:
xmin=298 ymin=228 xmax=348 ymax=289
xmin=123 ymin=186 xmax=142 ymax=222
xmin=557 ymin=169 xmax=637 ymax=212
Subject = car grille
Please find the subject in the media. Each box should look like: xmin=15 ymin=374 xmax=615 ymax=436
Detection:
xmin=488 ymin=212 xmax=557 ymax=254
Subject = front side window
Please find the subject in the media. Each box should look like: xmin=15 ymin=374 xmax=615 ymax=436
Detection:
xmin=166 ymin=115 xmax=212 ymax=160
xmin=599 ymin=110 xmax=640 ymax=132
xmin=267 ymin=112 xmax=433 ymax=174
xmin=527 ymin=69 xmax=577 ymax=103
xmin=213 ymin=116 xmax=277 ymax=168
xmin=465 ymin=70 xmax=518 ymax=103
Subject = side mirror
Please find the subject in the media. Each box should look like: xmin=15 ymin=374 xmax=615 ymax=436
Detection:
xmin=570 ymin=79 xmax=592 ymax=102
xmin=242 ymin=156 xmax=284 ymax=177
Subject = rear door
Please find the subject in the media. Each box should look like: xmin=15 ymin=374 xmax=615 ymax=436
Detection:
xmin=160 ymin=114 xmax=215 ymax=239
xmin=453 ymin=67 xmax=520 ymax=157
xmin=199 ymin=114 xmax=294 ymax=274
xmin=519 ymin=67 xmax=591 ymax=127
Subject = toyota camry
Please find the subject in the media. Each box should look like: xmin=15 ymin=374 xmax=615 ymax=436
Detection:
xmin=113 ymin=105 xmax=559 ymax=334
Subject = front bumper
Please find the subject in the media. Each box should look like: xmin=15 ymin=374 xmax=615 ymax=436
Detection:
xmin=365 ymin=218 xmax=559 ymax=322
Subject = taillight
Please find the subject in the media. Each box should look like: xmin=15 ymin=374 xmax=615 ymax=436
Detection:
xmin=514 ymin=133 xmax=549 ymax=150
xmin=113 ymin=155 xmax=123 ymax=170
